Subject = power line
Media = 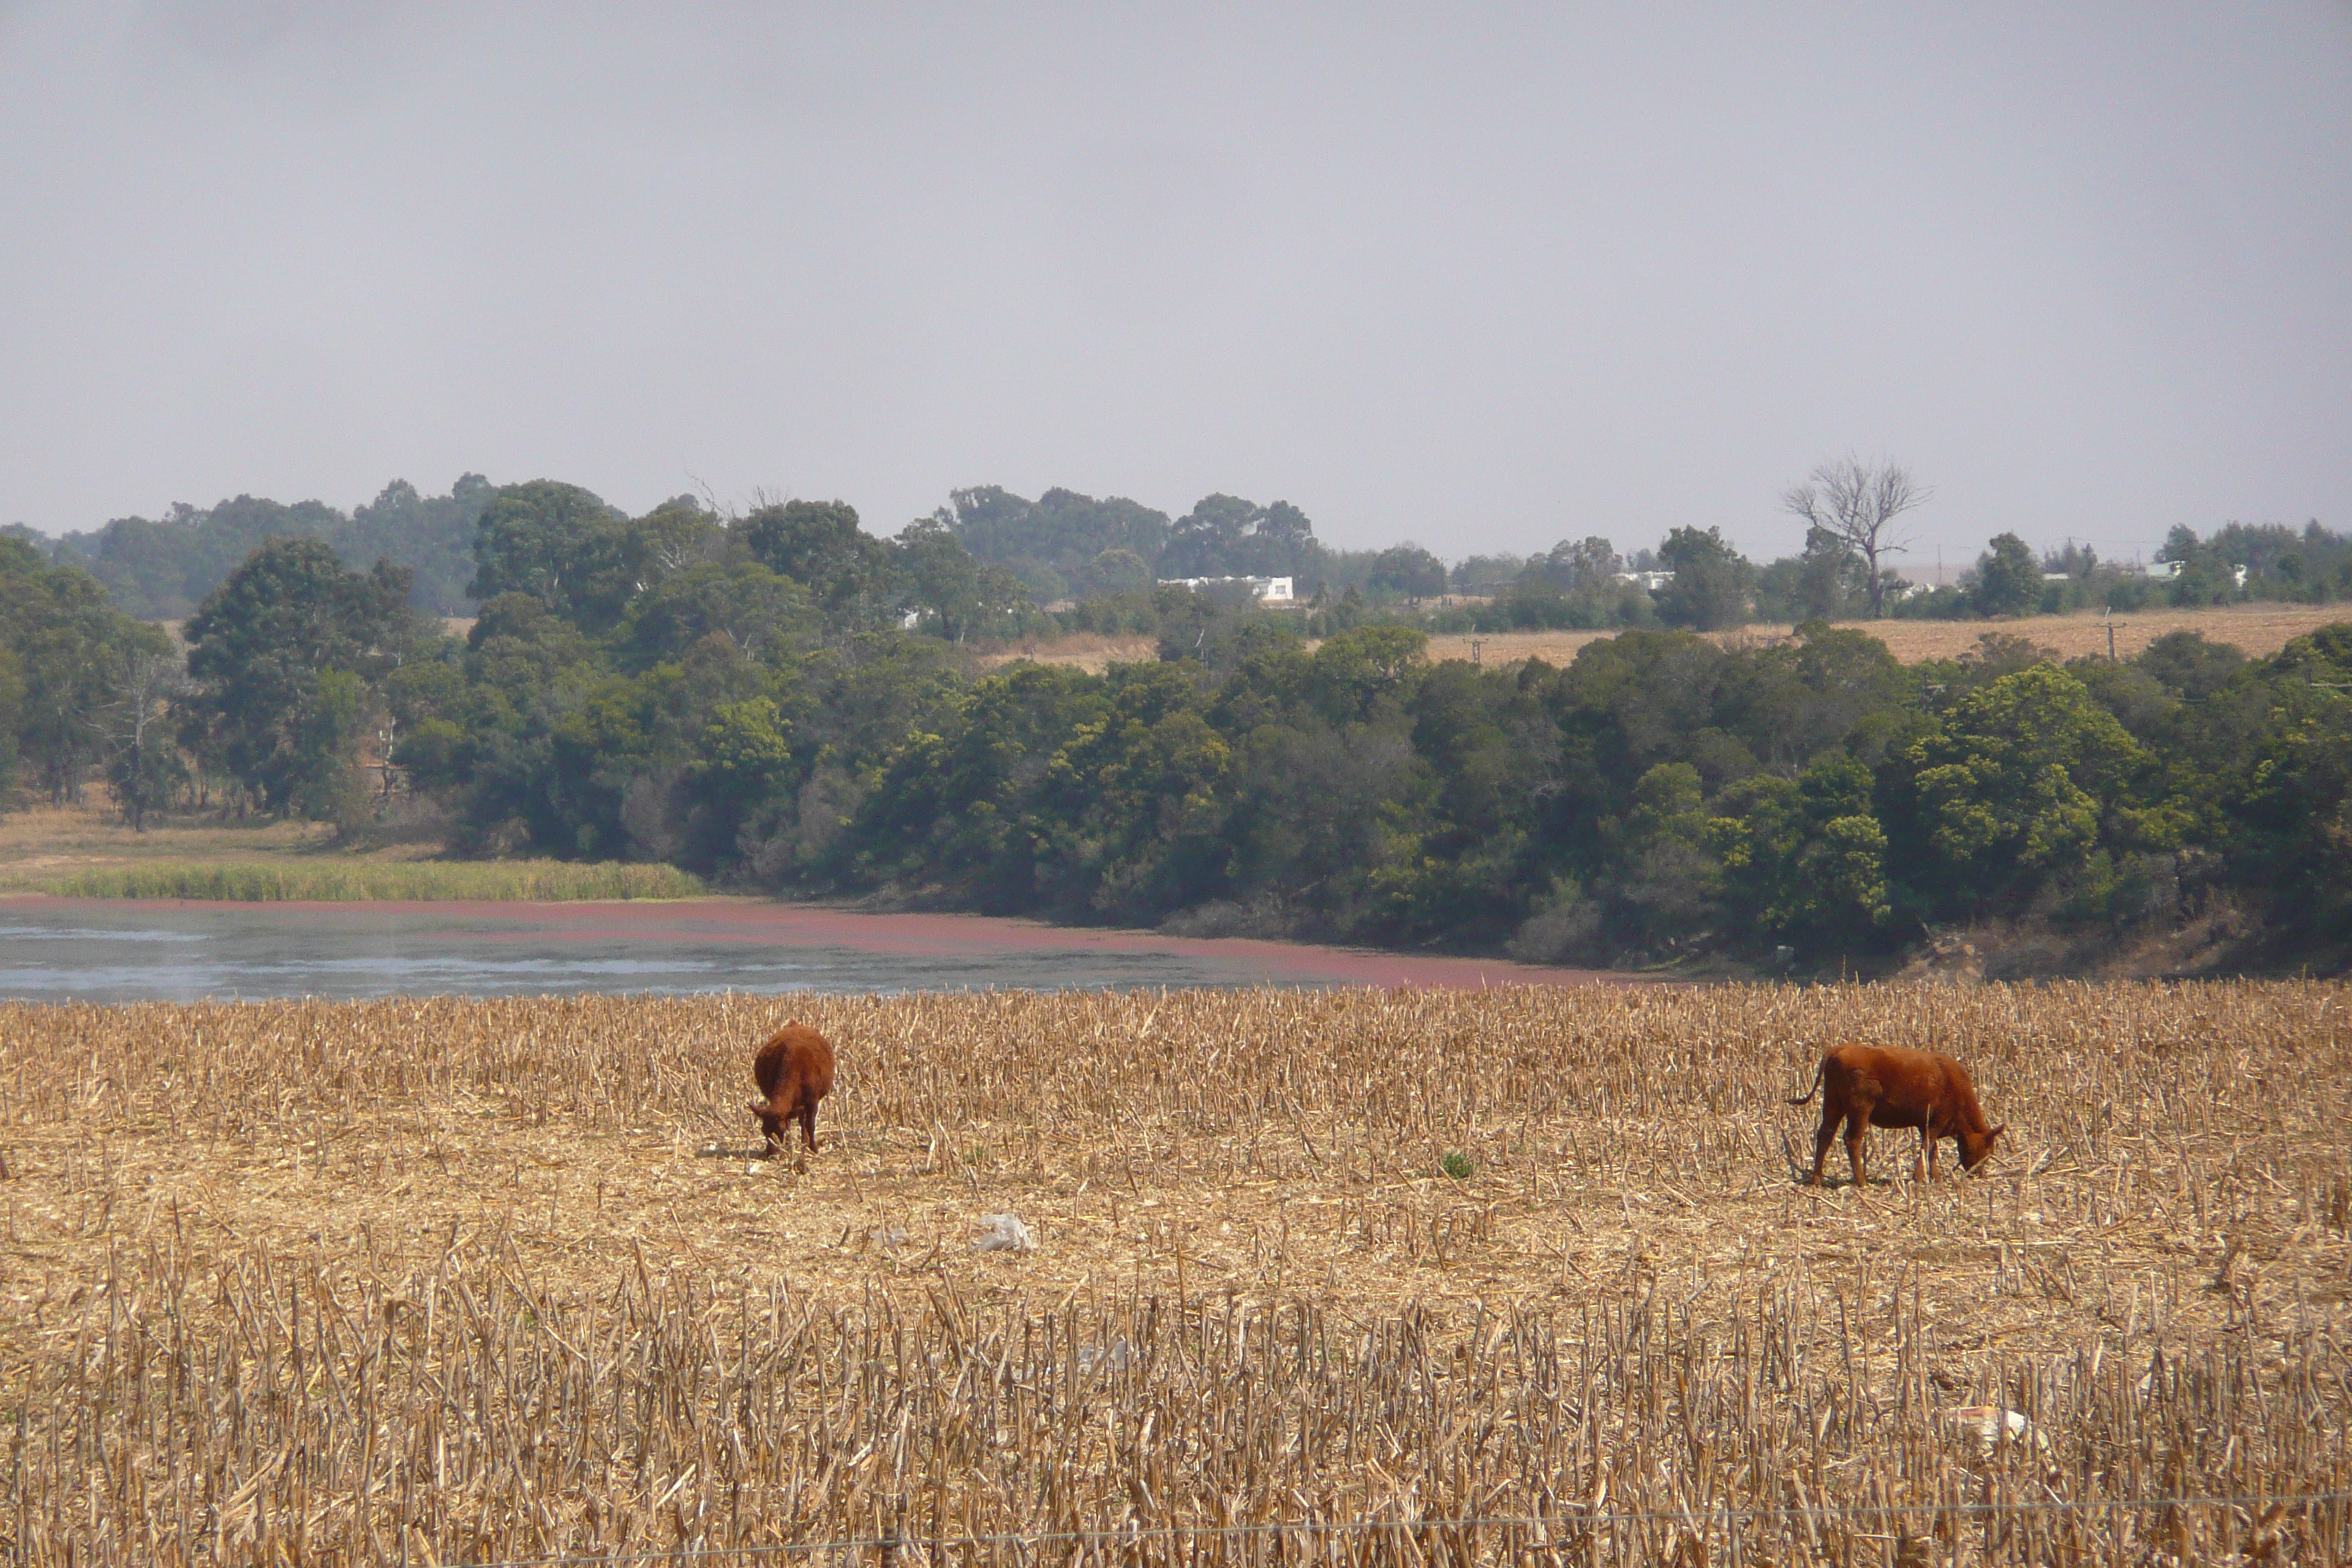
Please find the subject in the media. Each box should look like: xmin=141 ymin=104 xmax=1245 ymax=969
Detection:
xmin=430 ymin=1489 xmax=2352 ymax=1567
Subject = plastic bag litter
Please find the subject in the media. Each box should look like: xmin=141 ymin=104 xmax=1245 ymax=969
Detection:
xmin=1077 ymin=1338 xmax=1132 ymax=1375
xmin=1946 ymin=1406 xmax=2042 ymax=1458
xmin=972 ymin=1213 xmax=1036 ymax=1253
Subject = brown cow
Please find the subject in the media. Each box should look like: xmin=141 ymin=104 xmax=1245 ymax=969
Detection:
xmin=1788 ymin=1043 xmax=2005 ymax=1186
xmin=749 ymin=1022 xmax=835 ymax=1158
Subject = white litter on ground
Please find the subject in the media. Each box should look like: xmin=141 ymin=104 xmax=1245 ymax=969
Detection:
xmin=972 ymin=1213 xmax=1036 ymax=1253
xmin=1946 ymin=1406 xmax=2043 ymax=1458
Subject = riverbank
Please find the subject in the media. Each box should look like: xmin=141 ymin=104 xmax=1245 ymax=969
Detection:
xmin=0 ymin=799 xmax=699 ymax=900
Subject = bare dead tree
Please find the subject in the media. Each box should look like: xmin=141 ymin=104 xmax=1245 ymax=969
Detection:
xmin=1780 ymin=456 xmax=1931 ymax=619
xmin=97 ymin=648 xmax=190 ymax=831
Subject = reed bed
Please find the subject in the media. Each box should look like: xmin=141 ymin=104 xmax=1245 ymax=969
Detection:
xmin=1 ymin=983 xmax=2347 ymax=1564
xmin=36 ymin=858 xmax=704 ymax=902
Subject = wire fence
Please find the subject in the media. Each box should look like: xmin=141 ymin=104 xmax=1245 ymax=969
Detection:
xmin=418 ymin=1488 xmax=2352 ymax=1567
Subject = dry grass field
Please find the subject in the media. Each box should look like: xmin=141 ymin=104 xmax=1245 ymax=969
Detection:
xmin=1414 ymin=604 xmax=2352 ymax=671
xmin=977 ymin=604 xmax=2351 ymax=678
xmin=973 ymin=631 xmax=1161 ymax=674
xmin=4 ymin=984 xmax=2348 ymax=1564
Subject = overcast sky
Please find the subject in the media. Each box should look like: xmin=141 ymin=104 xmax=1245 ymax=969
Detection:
xmin=3 ymin=3 xmax=2348 ymax=570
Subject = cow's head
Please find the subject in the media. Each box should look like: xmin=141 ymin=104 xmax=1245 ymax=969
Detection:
xmin=1957 ymin=1123 xmax=2006 ymax=1172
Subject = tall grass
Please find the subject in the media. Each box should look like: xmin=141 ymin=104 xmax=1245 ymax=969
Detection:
xmin=37 ymin=856 xmax=705 ymax=901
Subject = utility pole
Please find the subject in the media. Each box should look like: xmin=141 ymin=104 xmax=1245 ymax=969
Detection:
xmin=2104 ymin=606 xmax=2117 ymax=663
xmin=1469 ymin=638 xmax=1483 ymax=667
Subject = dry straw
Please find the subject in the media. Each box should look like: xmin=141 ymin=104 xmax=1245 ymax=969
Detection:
xmin=1 ymin=981 xmax=2346 ymax=1563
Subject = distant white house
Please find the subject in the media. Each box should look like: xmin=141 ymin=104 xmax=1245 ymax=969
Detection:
xmin=1157 ymin=575 xmax=1296 ymax=603
xmin=2136 ymin=560 xmax=2247 ymax=587
xmin=1614 ymin=570 xmax=1675 ymax=592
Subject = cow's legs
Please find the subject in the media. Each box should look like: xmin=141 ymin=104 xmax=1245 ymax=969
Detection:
xmin=1844 ymin=1102 xmax=1874 ymax=1186
xmin=1922 ymin=1121 xmax=1940 ymax=1181
xmin=798 ymin=1099 xmax=819 ymax=1153
xmin=1810 ymin=1109 xmax=1842 ymax=1185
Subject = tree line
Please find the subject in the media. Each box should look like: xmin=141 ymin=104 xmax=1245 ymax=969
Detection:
xmin=21 ymin=463 xmax=2350 ymax=635
xmin=1453 ymin=520 xmax=2352 ymax=636
xmin=7 ymin=473 xmax=2352 ymax=972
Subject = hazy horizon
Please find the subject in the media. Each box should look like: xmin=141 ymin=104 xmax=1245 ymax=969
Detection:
xmin=4 ymin=4 xmax=2348 ymax=570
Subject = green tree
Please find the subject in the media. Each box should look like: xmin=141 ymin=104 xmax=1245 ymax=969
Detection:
xmin=1247 ymin=502 xmax=1322 ymax=577
xmin=2167 ymin=550 xmax=2239 ymax=608
xmin=1606 ymin=761 xmax=1719 ymax=947
xmin=1526 ymin=538 xmax=1621 ymax=592
xmin=1755 ymin=527 xmax=1867 ymax=623
xmin=55 ymin=478 xmax=492 ymax=620
xmin=618 ymin=561 xmax=815 ymax=671
xmin=1077 ymin=547 xmax=1153 ymax=597
xmin=1711 ymin=752 xmax=1890 ymax=946
xmin=1156 ymin=494 xmax=1325 ymax=580
xmin=685 ymin=696 xmax=799 ymax=852
xmin=1368 ymin=543 xmax=1448 ymax=600
xmin=1036 ymin=663 xmax=1234 ymax=919
xmin=892 ymin=518 xmax=1038 ymax=643
xmin=340 ymin=475 xmax=496 ymax=614
xmin=1653 ymin=527 xmax=1752 ymax=631
xmin=733 ymin=500 xmax=889 ymax=630
xmin=1898 ymin=663 xmax=2149 ymax=910
xmin=1970 ymin=532 xmax=2042 ymax=618
xmin=290 ymin=668 xmax=372 ymax=823
xmin=183 ymin=538 xmax=418 ymax=819
xmin=466 ymin=480 xmax=632 ymax=628
xmin=1306 ymin=625 xmax=1429 ymax=722
xmin=940 ymin=486 xmax=1176 ymax=599
xmin=0 ymin=534 xmax=163 ymax=804
xmin=1158 ymin=494 xmax=1261 ymax=577
xmin=2227 ymin=625 xmax=2352 ymax=946
xmin=0 ymin=638 xmax=21 ymax=793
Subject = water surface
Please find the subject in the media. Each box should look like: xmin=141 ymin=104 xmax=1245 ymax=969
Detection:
xmin=0 ymin=898 xmax=1613 ymax=1003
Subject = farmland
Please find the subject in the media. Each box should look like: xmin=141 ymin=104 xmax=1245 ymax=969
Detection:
xmin=978 ymin=602 xmax=2352 ymax=675
xmin=1417 ymin=602 xmax=2352 ymax=670
xmin=3 ymin=983 xmax=2348 ymax=1563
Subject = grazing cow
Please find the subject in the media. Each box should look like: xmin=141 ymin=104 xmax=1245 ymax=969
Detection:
xmin=1787 ymin=1043 xmax=2004 ymax=1186
xmin=749 ymin=1022 xmax=835 ymax=1158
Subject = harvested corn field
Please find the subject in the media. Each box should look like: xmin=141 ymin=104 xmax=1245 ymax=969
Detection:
xmin=2 ymin=984 xmax=2348 ymax=1563
xmin=1417 ymin=602 xmax=2352 ymax=670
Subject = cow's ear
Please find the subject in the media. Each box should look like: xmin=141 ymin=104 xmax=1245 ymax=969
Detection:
xmin=1989 ymin=1124 xmax=2008 ymax=1143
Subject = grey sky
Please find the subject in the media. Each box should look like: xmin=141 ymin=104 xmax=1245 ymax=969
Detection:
xmin=3 ymin=3 xmax=2348 ymax=572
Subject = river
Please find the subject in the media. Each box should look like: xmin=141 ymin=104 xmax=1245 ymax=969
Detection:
xmin=0 ymin=897 xmax=1619 ymax=1002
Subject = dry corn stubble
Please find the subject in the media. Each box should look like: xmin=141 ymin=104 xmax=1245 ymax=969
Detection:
xmin=1 ymin=982 xmax=2348 ymax=1564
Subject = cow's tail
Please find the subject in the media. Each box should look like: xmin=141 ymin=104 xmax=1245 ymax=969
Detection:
xmin=1786 ymin=1057 xmax=1825 ymax=1107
